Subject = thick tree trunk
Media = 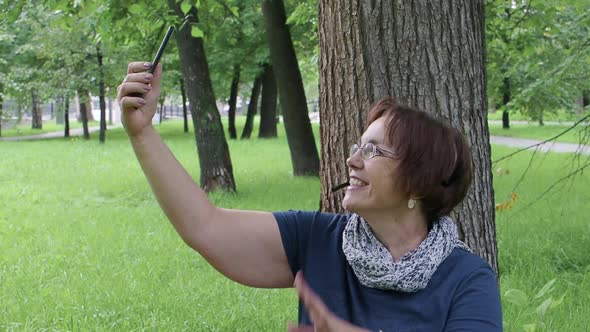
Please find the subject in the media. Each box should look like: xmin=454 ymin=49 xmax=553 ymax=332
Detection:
xmin=64 ymin=97 xmax=70 ymax=137
xmin=318 ymin=0 xmax=498 ymax=273
xmin=31 ymin=89 xmax=42 ymax=129
xmin=180 ymin=78 xmax=189 ymax=133
xmin=97 ymin=42 xmax=107 ymax=143
xmin=228 ymin=64 xmax=240 ymax=139
xmin=259 ymin=64 xmax=278 ymax=138
xmin=168 ymin=0 xmax=236 ymax=192
xmin=262 ymin=0 xmax=320 ymax=176
xmin=241 ymin=73 xmax=263 ymax=139
xmin=78 ymin=90 xmax=90 ymax=139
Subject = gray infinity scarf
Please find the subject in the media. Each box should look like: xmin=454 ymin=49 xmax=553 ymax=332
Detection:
xmin=342 ymin=214 xmax=471 ymax=292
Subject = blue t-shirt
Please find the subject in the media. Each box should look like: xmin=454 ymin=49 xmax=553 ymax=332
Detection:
xmin=273 ymin=210 xmax=502 ymax=332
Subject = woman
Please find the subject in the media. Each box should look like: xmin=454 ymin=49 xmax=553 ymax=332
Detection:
xmin=117 ymin=62 xmax=502 ymax=331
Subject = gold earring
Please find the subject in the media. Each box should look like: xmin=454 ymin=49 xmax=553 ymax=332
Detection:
xmin=408 ymin=199 xmax=416 ymax=209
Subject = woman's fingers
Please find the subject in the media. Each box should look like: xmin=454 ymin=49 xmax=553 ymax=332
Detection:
xmin=294 ymin=272 xmax=330 ymax=329
xmin=127 ymin=61 xmax=152 ymax=74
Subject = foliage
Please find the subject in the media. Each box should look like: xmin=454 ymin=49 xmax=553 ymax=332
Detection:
xmin=486 ymin=0 xmax=590 ymax=121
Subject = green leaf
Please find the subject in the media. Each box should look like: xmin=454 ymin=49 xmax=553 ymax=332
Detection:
xmin=536 ymin=298 xmax=553 ymax=316
xmin=191 ymin=26 xmax=203 ymax=38
xmin=181 ymin=0 xmax=192 ymax=14
xmin=128 ymin=4 xmax=143 ymax=15
xmin=534 ymin=278 xmax=556 ymax=299
xmin=550 ymin=294 xmax=566 ymax=309
xmin=523 ymin=323 xmax=536 ymax=332
xmin=504 ymin=289 xmax=528 ymax=307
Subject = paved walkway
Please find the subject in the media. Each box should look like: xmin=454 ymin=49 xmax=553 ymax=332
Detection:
xmin=2 ymin=123 xmax=589 ymax=156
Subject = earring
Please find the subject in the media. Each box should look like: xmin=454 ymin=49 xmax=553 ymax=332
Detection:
xmin=408 ymin=199 xmax=416 ymax=209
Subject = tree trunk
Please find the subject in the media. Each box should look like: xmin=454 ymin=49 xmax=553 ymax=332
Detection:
xmin=64 ymin=97 xmax=70 ymax=137
xmin=228 ymin=64 xmax=240 ymax=139
xmin=97 ymin=42 xmax=107 ymax=143
xmin=31 ymin=89 xmax=42 ymax=129
xmin=78 ymin=90 xmax=90 ymax=139
xmin=0 ymin=83 xmax=3 ymax=137
xmin=180 ymin=78 xmax=189 ymax=133
xmin=159 ymin=95 xmax=165 ymax=124
xmin=168 ymin=0 xmax=236 ymax=192
xmin=318 ymin=0 xmax=498 ymax=273
xmin=77 ymin=90 xmax=94 ymax=122
xmin=538 ymin=110 xmax=544 ymax=126
xmin=241 ymin=72 xmax=263 ymax=139
xmin=501 ymin=77 xmax=510 ymax=129
xmin=262 ymin=0 xmax=320 ymax=176
xmin=259 ymin=63 xmax=278 ymax=138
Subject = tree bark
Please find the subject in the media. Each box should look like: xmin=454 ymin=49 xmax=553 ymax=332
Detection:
xmin=228 ymin=64 xmax=240 ymax=139
xmin=0 ymin=83 xmax=3 ymax=137
xmin=180 ymin=78 xmax=189 ymax=133
xmin=31 ymin=89 xmax=42 ymax=129
xmin=64 ymin=97 xmax=70 ymax=137
xmin=241 ymin=72 xmax=263 ymax=139
xmin=97 ymin=42 xmax=107 ymax=143
xmin=259 ymin=63 xmax=278 ymax=138
xmin=262 ymin=0 xmax=320 ymax=176
xmin=318 ymin=0 xmax=498 ymax=273
xmin=78 ymin=90 xmax=90 ymax=139
xmin=168 ymin=0 xmax=236 ymax=192
xmin=501 ymin=77 xmax=510 ymax=129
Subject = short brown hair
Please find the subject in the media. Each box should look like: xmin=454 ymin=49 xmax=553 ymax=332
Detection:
xmin=366 ymin=97 xmax=472 ymax=223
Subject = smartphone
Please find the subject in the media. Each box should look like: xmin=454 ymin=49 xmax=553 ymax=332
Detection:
xmin=130 ymin=26 xmax=175 ymax=97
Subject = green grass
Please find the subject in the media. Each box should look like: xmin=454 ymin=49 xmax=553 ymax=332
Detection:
xmin=1 ymin=118 xmax=589 ymax=330
xmin=489 ymin=123 xmax=590 ymax=144
xmin=0 ymin=120 xmax=99 ymax=137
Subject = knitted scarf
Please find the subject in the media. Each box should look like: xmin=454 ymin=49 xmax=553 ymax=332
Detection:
xmin=342 ymin=213 xmax=471 ymax=292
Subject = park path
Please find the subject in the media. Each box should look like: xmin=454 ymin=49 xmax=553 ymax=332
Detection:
xmin=2 ymin=122 xmax=589 ymax=156
xmin=0 ymin=125 xmax=121 ymax=142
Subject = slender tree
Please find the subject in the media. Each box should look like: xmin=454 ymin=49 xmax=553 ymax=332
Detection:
xmin=241 ymin=71 xmax=263 ymax=139
xmin=262 ymin=0 xmax=320 ymax=176
xmin=228 ymin=64 xmax=240 ymax=139
xmin=258 ymin=63 xmax=277 ymax=138
xmin=180 ymin=78 xmax=189 ymax=133
xmin=318 ymin=0 xmax=498 ymax=273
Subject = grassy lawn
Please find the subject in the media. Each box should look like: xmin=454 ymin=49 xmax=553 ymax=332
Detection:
xmin=1 ymin=118 xmax=589 ymax=330
xmin=487 ymin=109 xmax=589 ymax=123
xmin=489 ymin=123 xmax=590 ymax=144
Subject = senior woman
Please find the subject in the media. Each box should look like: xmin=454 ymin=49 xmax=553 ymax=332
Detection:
xmin=117 ymin=62 xmax=502 ymax=331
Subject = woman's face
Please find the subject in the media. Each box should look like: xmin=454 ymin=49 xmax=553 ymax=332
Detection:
xmin=342 ymin=116 xmax=408 ymax=214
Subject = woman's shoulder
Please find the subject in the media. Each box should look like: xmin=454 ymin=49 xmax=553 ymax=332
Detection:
xmin=273 ymin=210 xmax=349 ymax=224
xmin=433 ymin=247 xmax=496 ymax=290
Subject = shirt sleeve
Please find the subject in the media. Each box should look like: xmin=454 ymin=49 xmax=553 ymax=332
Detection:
xmin=272 ymin=210 xmax=317 ymax=276
xmin=445 ymin=264 xmax=503 ymax=332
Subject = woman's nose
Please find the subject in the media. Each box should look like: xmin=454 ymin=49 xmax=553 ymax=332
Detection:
xmin=346 ymin=151 xmax=363 ymax=169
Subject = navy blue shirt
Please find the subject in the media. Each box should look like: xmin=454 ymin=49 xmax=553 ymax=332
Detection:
xmin=274 ymin=210 xmax=502 ymax=332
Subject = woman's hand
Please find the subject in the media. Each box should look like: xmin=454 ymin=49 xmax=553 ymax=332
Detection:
xmin=116 ymin=62 xmax=162 ymax=138
xmin=288 ymin=272 xmax=370 ymax=332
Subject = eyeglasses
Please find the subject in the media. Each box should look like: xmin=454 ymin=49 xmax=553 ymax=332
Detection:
xmin=349 ymin=143 xmax=396 ymax=160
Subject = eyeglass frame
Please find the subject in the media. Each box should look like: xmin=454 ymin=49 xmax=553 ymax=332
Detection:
xmin=349 ymin=142 xmax=397 ymax=160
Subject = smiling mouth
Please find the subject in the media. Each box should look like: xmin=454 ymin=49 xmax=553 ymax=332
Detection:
xmin=349 ymin=178 xmax=368 ymax=187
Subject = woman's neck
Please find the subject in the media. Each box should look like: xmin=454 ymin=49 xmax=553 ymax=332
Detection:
xmin=361 ymin=209 xmax=429 ymax=261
